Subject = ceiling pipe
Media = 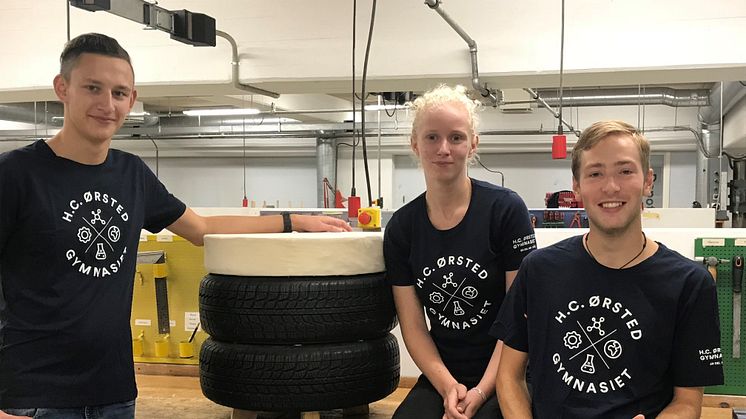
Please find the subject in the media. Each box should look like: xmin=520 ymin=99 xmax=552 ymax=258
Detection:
xmin=424 ymin=0 xmax=502 ymax=106
xmin=523 ymin=88 xmax=580 ymax=136
xmin=0 ymin=102 xmax=64 ymax=125
xmin=0 ymin=128 xmax=584 ymax=142
xmin=699 ymin=81 xmax=746 ymax=125
xmin=215 ymin=31 xmax=280 ymax=99
xmin=531 ymin=87 xmax=710 ymax=108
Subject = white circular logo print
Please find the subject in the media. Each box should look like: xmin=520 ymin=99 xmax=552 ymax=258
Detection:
xmin=60 ymin=190 xmax=130 ymax=278
xmin=551 ymin=295 xmax=643 ymax=394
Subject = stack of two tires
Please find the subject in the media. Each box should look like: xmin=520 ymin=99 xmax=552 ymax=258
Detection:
xmin=198 ymin=232 xmax=400 ymax=413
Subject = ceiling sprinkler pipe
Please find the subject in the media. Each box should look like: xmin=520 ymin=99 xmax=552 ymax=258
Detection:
xmin=216 ymin=30 xmax=280 ymax=99
xmin=425 ymin=0 xmax=501 ymax=106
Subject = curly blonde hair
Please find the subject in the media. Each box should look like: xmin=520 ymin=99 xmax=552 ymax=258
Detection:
xmin=409 ymin=84 xmax=482 ymax=139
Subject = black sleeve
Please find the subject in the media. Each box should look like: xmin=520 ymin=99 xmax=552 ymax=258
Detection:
xmin=383 ymin=212 xmax=413 ymax=286
xmin=140 ymin=160 xmax=187 ymax=233
xmin=671 ymin=272 xmax=724 ymax=387
xmin=490 ymin=256 xmax=530 ymax=352
xmin=493 ymin=191 xmax=536 ymax=271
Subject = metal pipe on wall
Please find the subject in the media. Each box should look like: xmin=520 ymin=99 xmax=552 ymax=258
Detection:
xmin=695 ymin=129 xmax=721 ymax=206
xmin=215 ymin=30 xmax=280 ymax=99
xmin=316 ymin=138 xmax=336 ymax=208
xmin=531 ymin=87 xmax=710 ymax=108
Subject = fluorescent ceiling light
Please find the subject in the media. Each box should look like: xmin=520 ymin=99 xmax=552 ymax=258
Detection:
xmin=183 ymin=108 xmax=260 ymax=116
xmin=364 ymin=104 xmax=408 ymax=111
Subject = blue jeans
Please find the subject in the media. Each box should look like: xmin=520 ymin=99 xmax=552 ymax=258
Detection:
xmin=2 ymin=400 xmax=135 ymax=419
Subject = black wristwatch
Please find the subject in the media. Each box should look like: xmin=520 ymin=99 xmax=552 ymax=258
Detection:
xmin=281 ymin=212 xmax=293 ymax=233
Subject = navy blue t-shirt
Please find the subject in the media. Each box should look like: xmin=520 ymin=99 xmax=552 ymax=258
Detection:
xmin=384 ymin=178 xmax=536 ymax=383
xmin=492 ymin=235 xmax=724 ymax=418
xmin=0 ymin=140 xmax=186 ymax=408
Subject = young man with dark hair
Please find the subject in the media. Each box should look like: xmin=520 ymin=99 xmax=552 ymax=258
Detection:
xmin=0 ymin=33 xmax=350 ymax=418
xmin=492 ymin=120 xmax=723 ymax=419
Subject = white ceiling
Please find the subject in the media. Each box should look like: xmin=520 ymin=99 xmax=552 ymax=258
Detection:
xmin=0 ymin=0 xmax=744 ymax=116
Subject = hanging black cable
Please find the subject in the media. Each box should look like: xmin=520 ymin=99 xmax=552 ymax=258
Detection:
xmin=66 ymin=0 xmax=71 ymax=41
xmin=146 ymin=135 xmax=159 ymax=178
xmin=350 ymin=0 xmax=357 ymax=197
xmin=383 ymin=92 xmax=398 ymax=118
xmin=360 ymin=0 xmax=377 ymax=206
xmin=474 ymin=156 xmax=504 ymax=187
xmin=334 ymin=138 xmax=360 ymax=193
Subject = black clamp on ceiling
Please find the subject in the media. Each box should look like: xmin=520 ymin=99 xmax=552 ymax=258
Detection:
xmin=70 ymin=0 xmax=216 ymax=47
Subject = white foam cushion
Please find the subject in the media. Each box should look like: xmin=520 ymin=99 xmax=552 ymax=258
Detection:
xmin=204 ymin=232 xmax=384 ymax=276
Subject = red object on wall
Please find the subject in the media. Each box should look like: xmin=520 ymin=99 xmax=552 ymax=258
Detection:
xmin=347 ymin=196 xmax=361 ymax=219
xmin=552 ymin=134 xmax=567 ymax=159
xmin=334 ymin=190 xmax=345 ymax=208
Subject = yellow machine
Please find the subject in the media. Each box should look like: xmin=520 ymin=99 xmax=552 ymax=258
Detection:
xmin=132 ymin=233 xmax=207 ymax=365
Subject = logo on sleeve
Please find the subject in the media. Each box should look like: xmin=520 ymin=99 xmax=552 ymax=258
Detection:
xmin=551 ymin=295 xmax=642 ymax=394
xmin=61 ymin=190 xmax=129 ymax=278
xmin=697 ymin=347 xmax=722 ymax=366
xmin=512 ymin=233 xmax=536 ymax=253
xmin=415 ymin=255 xmax=493 ymax=330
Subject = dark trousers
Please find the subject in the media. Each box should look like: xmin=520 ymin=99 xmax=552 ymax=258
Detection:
xmin=2 ymin=400 xmax=135 ymax=419
xmin=393 ymin=375 xmax=503 ymax=419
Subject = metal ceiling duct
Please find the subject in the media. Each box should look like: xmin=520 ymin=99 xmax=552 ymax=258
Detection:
xmin=0 ymin=102 xmax=63 ymax=125
xmin=699 ymin=81 xmax=746 ymax=125
xmin=531 ymin=87 xmax=710 ymax=108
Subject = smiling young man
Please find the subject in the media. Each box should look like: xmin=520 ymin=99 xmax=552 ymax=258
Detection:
xmin=0 ymin=33 xmax=349 ymax=419
xmin=491 ymin=120 xmax=723 ymax=419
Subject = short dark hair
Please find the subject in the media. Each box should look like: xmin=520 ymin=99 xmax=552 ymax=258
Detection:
xmin=60 ymin=33 xmax=133 ymax=79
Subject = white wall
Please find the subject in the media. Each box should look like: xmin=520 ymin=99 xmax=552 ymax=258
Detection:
xmin=335 ymin=151 xmax=394 ymax=208
xmin=141 ymin=156 xmax=318 ymax=208
xmin=0 ymin=100 xmax=702 ymax=210
xmin=392 ymin=151 xmax=697 ymax=210
xmin=137 ymin=149 xmax=695 ymax=212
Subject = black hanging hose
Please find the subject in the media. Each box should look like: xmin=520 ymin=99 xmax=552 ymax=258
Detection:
xmin=360 ymin=0 xmax=378 ymax=206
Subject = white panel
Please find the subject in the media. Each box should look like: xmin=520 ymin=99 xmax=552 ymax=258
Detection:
xmin=641 ymin=208 xmax=715 ymax=228
xmin=392 ymin=155 xmax=426 ymax=210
